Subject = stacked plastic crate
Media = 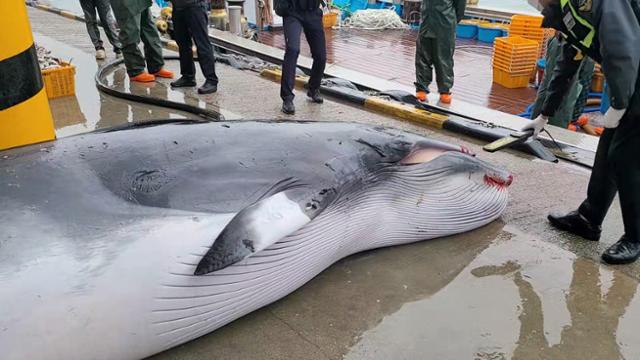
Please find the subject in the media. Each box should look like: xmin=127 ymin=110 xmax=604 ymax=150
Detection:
xmin=508 ymin=15 xmax=545 ymax=57
xmin=538 ymin=28 xmax=557 ymax=59
xmin=492 ymin=36 xmax=540 ymax=88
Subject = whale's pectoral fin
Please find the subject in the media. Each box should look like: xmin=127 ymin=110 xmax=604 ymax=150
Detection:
xmin=194 ymin=185 xmax=337 ymax=275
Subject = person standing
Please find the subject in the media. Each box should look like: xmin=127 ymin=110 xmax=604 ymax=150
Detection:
xmin=110 ymin=0 xmax=174 ymax=82
xmin=414 ymin=0 xmax=466 ymax=104
xmin=169 ymin=0 xmax=219 ymax=94
xmin=523 ymin=0 xmax=640 ymax=264
xmin=79 ymin=0 xmax=122 ymax=59
xmin=274 ymin=0 xmax=327 ymax=115
xmin=530 ymin=33 xmax=595 ymax=129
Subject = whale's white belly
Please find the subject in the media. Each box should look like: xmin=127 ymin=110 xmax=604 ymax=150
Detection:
xmin=0 ymin=174 xmax=508 ymax=360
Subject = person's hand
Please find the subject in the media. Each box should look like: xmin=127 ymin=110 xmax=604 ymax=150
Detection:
xmin=602 ymin=107 xmax=626 ymax=129
xmin=521 ymin=115 xmax=549 ymax=138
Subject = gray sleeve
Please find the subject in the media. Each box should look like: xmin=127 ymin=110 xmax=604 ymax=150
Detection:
xmin=598 ymin=0 xmax=640 ymax=110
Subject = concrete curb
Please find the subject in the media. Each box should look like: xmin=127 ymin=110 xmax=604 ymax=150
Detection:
xmin=260 ymin=69 xmax=448 ymax=129
xmin=259 ymin=68 xmax=594 ymax=166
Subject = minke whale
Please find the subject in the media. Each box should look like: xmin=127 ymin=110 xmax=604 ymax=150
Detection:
xmin=0 ymin=120 xmax=512 ymax=359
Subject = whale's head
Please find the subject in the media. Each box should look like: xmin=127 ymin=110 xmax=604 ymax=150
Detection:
xmin=357 ymin=136 xmax=512 ymax=237
xmin=398 ymin=139 xmax=513 ymax=189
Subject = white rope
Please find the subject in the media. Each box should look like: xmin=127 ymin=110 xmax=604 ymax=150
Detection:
xmin=341 ymin=9 xmax=409 ymax=30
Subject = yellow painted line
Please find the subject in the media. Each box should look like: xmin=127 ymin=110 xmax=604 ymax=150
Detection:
xmin=35 ymin=4 xmax=51 ymax=11
xmin=261 ymin=70 xmax=448 ymax=128
xmin=165 ymin=40 xmax=180 ymax=52
xmin=364 ymin=97 xmax=448 ymax=129
xmin=163 ymin=41 xmax=198 ymax=56
xmin=60 ymin=10 xmax=77 ymax=20
xmin=260 ymin=69 xmax=308 ymax=89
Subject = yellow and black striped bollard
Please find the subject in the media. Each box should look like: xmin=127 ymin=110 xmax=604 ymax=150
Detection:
xmin=0 ymin=1 xmax=55 ymax=150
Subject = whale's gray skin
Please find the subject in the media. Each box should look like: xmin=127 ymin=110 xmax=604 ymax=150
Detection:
xmin=0 ymin=120 xmax=512 ymax=360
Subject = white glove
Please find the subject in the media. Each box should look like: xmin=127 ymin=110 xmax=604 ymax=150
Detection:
xmin=602 ymin=107 xmax=626 ymax=129
xmin=521 ymin=115 xmax=548 ymax=138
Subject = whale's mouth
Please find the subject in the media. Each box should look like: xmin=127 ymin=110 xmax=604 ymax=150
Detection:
xmin=397 ymin=142 xmax=513 ymax=189
xmin=484 ymin=173 xmax=513 ymax=188
xmin=399 ymin=142 xmax=474 ymax=165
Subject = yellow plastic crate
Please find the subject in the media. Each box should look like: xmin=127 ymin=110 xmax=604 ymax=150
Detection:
xmin=493 ymin=68 xmax=530 ymax=88
xmin=322 ymin=10 xmax=338 ymax=28
xmin=494 ymin=36 xmax=540 ymax=50
xmin=41 ymin=61 xmax=76 ymax=99
xmin=493 ymin=49 xmax=538 ymax=62
xmin=510 ymin=14 xmax=543 ymax=27
xmin=509 ymin=26 xmax=544 ymax=34
xmin=492 ymin=57 xmax=536 ymax=74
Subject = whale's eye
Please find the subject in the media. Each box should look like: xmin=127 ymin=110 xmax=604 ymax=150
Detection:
xmin=399 ymin=141 xmax=474 ymax=165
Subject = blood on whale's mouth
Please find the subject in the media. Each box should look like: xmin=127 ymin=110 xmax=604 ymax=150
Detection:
xmin=484 ymin=173 xmax=514 ymax=188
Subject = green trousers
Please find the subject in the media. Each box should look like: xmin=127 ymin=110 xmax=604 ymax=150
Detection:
xmin=572 ymin=58 xmax=595 ymax=120
xmin=531 ymin=37 xmax=575 ymax=127
xmin=531 ymin=37 xmax=595 ymax=128
xmin=415 ymin=33 xmax=455 ymax=94
xmin=579 ymin=112 xmax=640 ymax=240
xmin=118 ymin=7 xmax=164 ymax=77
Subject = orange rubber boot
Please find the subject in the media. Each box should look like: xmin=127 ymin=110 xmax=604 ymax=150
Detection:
xmin=576 ymin=114 xmax=589 ymax=126
xmin=152 ymin=68 xmax=175 ymax=79
xmin=439 ymin=93 xmax=452 ymax=104
xmin=130 ymin=72 xmax=155 ymax=83
xmin=416 ymin=91 xmax=428 ymax=102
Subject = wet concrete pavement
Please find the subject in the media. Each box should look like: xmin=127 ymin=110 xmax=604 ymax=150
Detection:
xmin=33 ymin=33 xmax=197 ymax=137
xmin=259 ymin=30 xmax=538 ymax=115
xmin=346 ymin=228 xmax=640 ymax=360
xmin=25 ymin=7 xmax=640 ymax=360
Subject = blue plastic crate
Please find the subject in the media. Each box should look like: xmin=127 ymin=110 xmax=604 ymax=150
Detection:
xmin=332 ymin=0 xmax=368 ymax=15
xmin=537 ymin=58 xmax=546 ymax=69
xmin=601 ymin=82 xmax=610 ymax=113
xmin=478 ymin=26 xmax=503 ymax=44
xmin=456 ymin=23 xmax=478 ymax=39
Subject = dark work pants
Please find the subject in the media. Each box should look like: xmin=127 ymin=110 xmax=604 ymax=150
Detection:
xmin=281 ymin=9 xmax=327 ymax=101
xmin=117 ymin=8 xmax=165 ymax=77
xmin=79 ymin=0 xmax=122 ymax=51
xmin=578 ymin=112 xmax=640 ymax=240
xmin=415 ymin=35 xmax=455 ymax=94
xmin=173 ymin=3 xmax=218 ymax=84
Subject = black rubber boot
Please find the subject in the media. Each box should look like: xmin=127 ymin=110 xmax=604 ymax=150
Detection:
xmin=548 ymin=210 xmax=601 ymax=241
xmin=198 ymin=80 xmax=218 ymax=94
xmin=602 ymin=236 xmax=640 ymax=264
xmin=307 ymin=89 xmax=324 ymax=104
xmin=282 ymin=99 xmax=295 ymax=115
xmin=171 ymin=76 xmax=197 ymax=88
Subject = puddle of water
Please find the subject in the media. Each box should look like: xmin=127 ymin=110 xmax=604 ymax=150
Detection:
xmin=32 ymin=33 xmax=233 ymax=138
xmin=345 ymin=227 xmax=640 ymax=360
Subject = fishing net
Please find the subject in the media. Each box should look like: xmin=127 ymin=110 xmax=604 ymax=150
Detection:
xmin=341 ymin=9 xmax=409 ymax=30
